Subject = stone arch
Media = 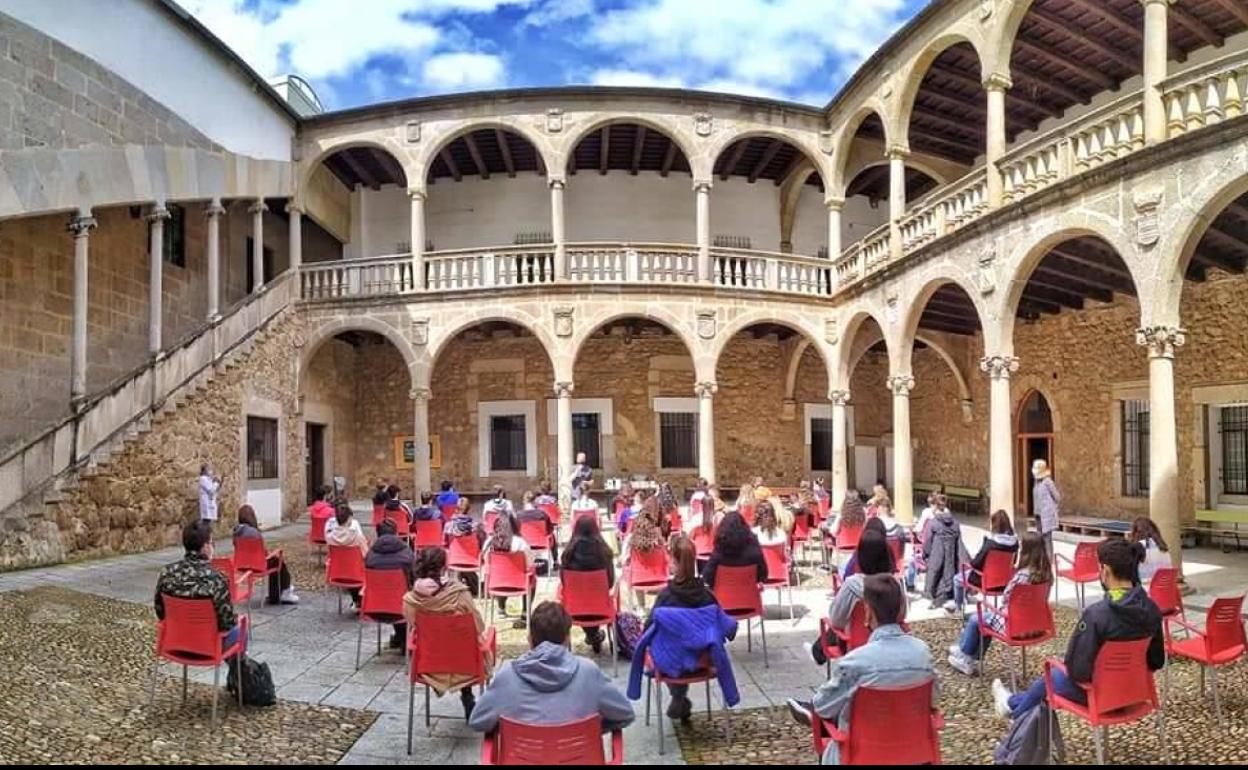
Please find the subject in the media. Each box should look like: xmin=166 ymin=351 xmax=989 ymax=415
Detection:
xmin=298 ymin=314 xmax=420 ymax=390
xmin=296 ymin=137 xmax=412 ymax=208
xmin=560 ymin=114 xmax=700 ymax=179
xmin=1158 ymin=169 xmax=1248 ymax=328
xmin=705 ymin=129 xmax=832 ymax=186
xmin=711 ymin=309 xmax=833 ymax=386
xmin=894 ymin=32 xmax=990 ymax=147
xmin=426 ymin=307 xmax=562 ymax=381
xmin=898 ymin=267 xmax=991 ymax=356
xmin=988 ymin=0 xmax=1035 ymax=80
xmin=570 ymin=305 xmax=702 ymax=379
xmin=834 ymin=305 xmax=892 ymax=388
xmin=1012 ymin=377 xmax=1063 ymax=436
xmin=845 ymin=326 xmax=972 ymax=409
xmin=831 ymin=103 xmax=892 ymax=195
xmin=842 ymin=158 xmax=951 ymax=197
xmin=415 ymin=119 xmax=556 ymax=192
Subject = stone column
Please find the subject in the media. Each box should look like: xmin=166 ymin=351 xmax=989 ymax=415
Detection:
xmin=1139 ymin=326 xmax=1185 ymax=575
xmin=826 ymin=197 xmax=844 ymax=262
xmin=981 ymin=355 xmax=1020 ymax=520
xmin=888 ymin=374 xmax=915 ymax=524
xmin=409 ymin=189 xmax=426 ymax=290
xmin=68 ymin=211 xmax=96 ymax=404
xmin=410 ymin=387 xmax=432 ymax=496
xmin=984 ymin=74 xmax=1011 ymax=208
xmin=887 ymin=146 xmax=908 ymax=261
xmin=205 ymin=199 xmax=224 ymax=321
xmin=550 ymin=178 xmax=567 ymax=282
xmin=286 ymin=202 xmax=303 ymax=272
xmin=696 ymin=381 xmax=718 ymax=483
xmin=1141 ymin=0 xmax=1171 ymax=144
xmin=555 ymin=381 xmax=574 ymax=505
xmin=831 ymin=389 xmax=851 ymax=513
xmin=146 ymin=203 xmax=170 ymax=357
xmin=695 ymin=180 xmax=712 ymax=283
xmin=249 ymin=198 xmax=267 ymax=293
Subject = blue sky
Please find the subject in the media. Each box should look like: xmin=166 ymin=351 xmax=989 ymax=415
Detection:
xmin=184 ymin=0 xmax=927 ymax=112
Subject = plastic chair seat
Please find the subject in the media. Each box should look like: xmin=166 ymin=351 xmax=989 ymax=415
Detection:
xmin=1168 ymin=636 xmax=1245 ymax=665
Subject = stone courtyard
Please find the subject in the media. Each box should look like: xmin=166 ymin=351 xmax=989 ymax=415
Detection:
xmin=4 ymin=511 xmax=1248 ymax=766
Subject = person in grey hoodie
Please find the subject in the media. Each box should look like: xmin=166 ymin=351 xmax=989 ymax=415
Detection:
xmin=468 ymin=601 xmax=635 ymax=735
xmin=1032 ymin=459 xmax=1060 ymax=569
xmin=921 ymin=494 xmax=971 ymax=608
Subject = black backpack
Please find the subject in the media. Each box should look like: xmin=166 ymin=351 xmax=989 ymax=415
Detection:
xmin=993 ymin=701 xmax=1064 ymax=765
xmin=227 ymin=656 xmax=277 ymax=707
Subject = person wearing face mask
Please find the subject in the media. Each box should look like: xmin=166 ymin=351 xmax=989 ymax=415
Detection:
xmin=1031 ymin=459 xmax=1061 ymax=569
xmin=990 ymin=538 xmax=1163 ymax=720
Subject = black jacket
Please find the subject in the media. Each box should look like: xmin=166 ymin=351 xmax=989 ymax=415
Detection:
xmin=702 ymin=538 xmax=767 ymax=589
xmin=1064 ymin=585 xmax=1164 ymax=684
xmin=365 ymin=535 xmax=415 ymax=588
xmin=561 ymin=537 xmax=615 ymax=586
xmin=517 ymin=507 xmax=554 ymax=534
xmin=967 ymin=534 xmax=1018 ymax=588
xmin=648 ymin=577 xmax=719 ymax=629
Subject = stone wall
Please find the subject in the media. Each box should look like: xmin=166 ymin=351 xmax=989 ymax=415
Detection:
xmin=0 ymin=11 xmax=218 ymax=151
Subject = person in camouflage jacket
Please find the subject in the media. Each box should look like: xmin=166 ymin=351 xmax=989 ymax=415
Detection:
xmin=154 ymin=522 xmax=237 ymax=635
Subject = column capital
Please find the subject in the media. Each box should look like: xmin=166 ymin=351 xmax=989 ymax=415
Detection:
xmin=886 ymin=144 xmax=910 ymax=161
xmin=285 ymin=201 xmax=304 ymax=216
xmin=407 ymin=188 xmax=427 ymax=202
xmin=547 ymin=176 xmax=567 ymax=190
xmin=146 ymin=203 xmax=171 ymax=222
xmin=692 ymin=179 xmax=713 ymax=194
xmin=1138 ymin=0 xmax=1176 ymax=6
xmin=980 ymin=355 xmax=1020 ymax=380
xmin=829 ymin=389 xmax=852 ymax=406
xmin=1136 ymin=326 xmax=1186 ymax=359
xmin=983 ymin=72 xmax=1013 ymax=92
xmin=248 ymin=199 xmax=268 ymax=215
xmin=204 ymin=198 xmax=226 ymax=218
xmin=695 ymin=381 xmax=718 ymax=399
xmin=824 ymin=196 xmax=846 ymax=212
xmin=409 ymin=387 xmax=432 ymax=403
xmin=67 ymin=214 xmax=97 ymax=237
xmin=553 ymin=381 xmax=574 ymax=398
xmin=887 ymin=374 xmax=915 ymax=396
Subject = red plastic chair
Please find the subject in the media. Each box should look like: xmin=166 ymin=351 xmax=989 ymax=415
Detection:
xmin=308 ymin=506 xmax=332 ymax=561
xmin=666 ymin=509 xmax=683 ymax=536
xmin=960 ymin=548 xmax=1016 ymax=609
xmin=232 ymin=536 xmax=282 ymax=609
xmin=1165 ymin=594 xmax=1247 ymax=725
xmin=519 ymin=519 xmax=555 ymax=565
xmin=625 ymin=547 xmax=670 ymax=599
xmin=147 ymin=595 xmax=248 ymax=727
xmin=887 ymin=537 xmax=904 ymax=576
xmin=486 ymin=550 xmax=535 ymax=625
xmin=818 ymin=602 xmax=871 ymax=679
xmin=559 ymin=569 xmax=620 ymax=677
xmin=761 ymin=543 xmax=794 ymax=619
xmin=538 ymin=503 xmax=561 ymax=529
xmin=385 ymin=509 xmax=412 ymax=542
xmin=976 ymin=581 xmax=1056 ymax=687
xmin=712 ymin=564 xmax=768 ymax=667
xmin=481 ymin=715 xmax=623 ymax=765
xmin=414 ymin=519 xmax=445 ymax=551
xmin=210 ymin=556 xmax=255 ymax=609
xmin=326 ymin=544 xmax=366 ymax=614
xmin=811 ymin=680 xmax=943 ymax=764
xmin=691 ymin=527 xmax=716 ymax=563
xmin=791 ymin=511 xmax=813 ymax=564
xmin=1056 ymin=541 xmax=1101 ymax=609
xmin=447 ymin=533 xmax=483 ymax=583
xmin=1044 ymin=638 xmax=1169 ymax=765
xmin=408 ymin=612 xmax=496 ymax=749
xmin=439 ymin=502 xmax=458 ymax=519
xmin=484 ymin=510 xmax=501 ymax=537
xmin=372 ymin=501 xmax=386 ymax=529
xmin=1149 ymin=567 xmax=1184 ymax=621
xmin=642 ymin=651 xmax=728 ymax=756
xmin=356 ymin=568 xmax=410 ymax=669
xmin=832 ymin=524 xmax=863 ymax=568
xmin=738 ymin=503 xmax=756 ymax=527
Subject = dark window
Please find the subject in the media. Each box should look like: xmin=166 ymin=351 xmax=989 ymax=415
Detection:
xmin=659 ymin=412 xmax=698 ymax=469
xmin=811 ymin=417 xmax=833 ymax=472
xmin=150 ymin=204 xmax=186 ymax=267
xmin=1121 ymin=400 xmax=1149 ymax=497
xmin=573 ymin=412 xmax=601 ymax=469
xmin=1221 ymin=406 xmax=1248 ymax=495
xmin=246 ymin=416 xmax=279 ymax=480
xmin=490 ymin=415 xmax=527 ymax=472
xmin=245 ymin=236 xmax=276 ymax=291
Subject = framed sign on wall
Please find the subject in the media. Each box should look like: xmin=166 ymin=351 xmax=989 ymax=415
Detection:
xmin=394 ymin=434 xmax=442 ymax=469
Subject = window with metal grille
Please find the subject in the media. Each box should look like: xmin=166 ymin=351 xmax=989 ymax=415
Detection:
xmin=490 ymin=415 xmax=527 ymax=472
xmin=1221 ymin=406 xmax=1248 ymax=495
xmin=513 ymin=231 xmax=552 ymax=245
xmin=712 ymin=234 xmax=751 ymax=249
xmin=246 ymin=416 xmax=279 ymax=480
xmin=659 ymin=412 xmax=697 ymax=469
xmin=573 ymin=413 xmax=601 ymax=469
xmin=811 ymin=417 xmax=833 ymax=472
xmin=1121 ymin=400 xmax=1149 ymax=497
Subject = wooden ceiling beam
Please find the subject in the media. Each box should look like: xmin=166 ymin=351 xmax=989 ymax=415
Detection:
xmin=920 ymin=307 xmax=981 ymax=326
xmin=1013 ymin=37 xmax=1114 ymax=93
xmin=372 ymin=150 xmax=407 ymax=187
xmin=1022 ymin=281 xmax=1091 ymax=309
xmin=463 ymin=133 xmax=489 ymax=180
xmin=719 ymin=140 xmax=750 ymax=180
xmin=599 ymin=127 xmax=611 ymax=175
xmin=1025 ymin=6 xmax=1140 ymax=71
xmin=910 ymin=105 xmax=988 ymax=138
xmin=341 ymin=151 xmax=379 ymax=190
xmin=1191 ymin=246 xmax=1245 ymax=273
xmin=1213 ymin=0 xmax=1248 ymax=27
xmin=748 ymin=140 xmax=784 ymax=183
xmin=630 ymin=125 xmax=646 ymax=176
xmin=1048 ymin=248 xmax=1133 ymax=279
xmin=909 ymin=128 xmax=983 ymax=157
xmin=438 ymin=148 xmax=461 ymax=182
xmin=1033 ymin=264 xmax=1130 ymax=295
xmin=660 ymin=139 xmax=678 ymax=177
xmin=773 ymin=152 xmax=807 ymax=187
xmin=1171 ymin=4 xmax=1223 ymax=47
xmin=1018 ymin=297 xmax=1063 ymax=316
xmin=495 ymin=130 xmax=516 ymax=178
xmin=932 ymin=63 xmax=1061 ymax=118
xmin=1064 ymin=0 xmax=1142 ymax=43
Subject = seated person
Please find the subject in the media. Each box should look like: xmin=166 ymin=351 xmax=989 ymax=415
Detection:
xmin=386 ymin=484 xmax=414 ymax=519
xmin=366 ymin=519 xmax=416 ymax=649
xmin=905 ymin=493 xmax=940 ymax=593
xmin=405 ymin=547 xmax=492 ymax=720
xmin=839 ymin=516 xmax=888 ymax=578
xmin=326 ymin=503 xmax=370 ymax=605
xmin=788 ymin=575 xmax=936 ymax=765
xmin=155 ymin=521 xmax=247 ymax=659
xmin=560 ymin=515 xmax=617 ymax=654
xmin=807 ymin=527 xmax=907 ymax=665
xmin=469 ymin=602 xmax=634 ymax=734
xmin=991 ymin=538 xmax=1164 ymax=720
xmin=308 ymin=485 xmax=335 ymax=521
xmin=1129 ymin=516 xmax=1173 ymax=583
xmin=751 ymin=500 xmax=789 ymax=548
xmin=444 ymin=497 xmax=484 ymax=543
xmin=701 ymin=511 xmax=767 ymax=590
xmin=434 ymin=479 xmax=460 ymax=511
xmin=411 ymin=491 xmax=442 ymax=522
xmin=948 ymin=531 xmax=1050 ymax=676
xmin=233 ymin=504 xmax=298 ymax=605
xmin=517 ymin=489 xmax=558 ymax=562
xmin=572 ymin=480 xmax=602 ymax=523
xmin=483 ymin=485 xmax=516 ymax=520
xmin=482 ymin=515 xmax=534 ymax=628
xmin=533 ymin=480 xmax=558 ymax=508
xmin=622 ymin=499 xmax=666 ymax=606
xmin=951 ymin=509 xmax=1018 ymax=612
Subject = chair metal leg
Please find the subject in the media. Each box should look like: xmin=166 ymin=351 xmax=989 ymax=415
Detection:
xmin=377 ymin=623 xmax=383 ymax=656
xmin=1211 ymin=665 xmax=1224 ymax=727
xmin=1092 ymin=725 xmax=1104 ymax=765
xmin=237 ymin=654 xmax=244 ymax=710
xmin=182 ymin=665 xmax=188 ymax=704
xmin=644 ymin=677 xmax=651 ymax=726
xmin=146 ymin=660 xmax=161 ymax=709
xmin=425 ymin=684 xmax=432 ymax=728
xmin=211 ymin=665 xmax=220 ymax=729
xmin=609 ymin=625 xmax=618 ymax=680
xmin=355 ymin=622 xmax=364 ymax=670
xmin=1200 ymin=664 xmax=1206 ymax=697
xmin=407 ymin=680 xmax=415 ymax=754
xmin=656 ymin=677 xmax=665 ymax=756
xmin=760 ymin=614 xmax=768 ymax=668
xmin=723 ymin=701 xmax=733 ymax=744
xmin=746 ymin=618 xmax=753 ymax=652
xmin=705 ymin=679 xmax=712 ymax=719
xmin=1157 ymin=707 xmax=1171 ymax=765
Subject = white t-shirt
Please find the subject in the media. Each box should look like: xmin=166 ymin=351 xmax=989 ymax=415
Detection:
xmin=198 ymin=474 xmax=220 ymax=521
xmin=753 ymin=526 xmax=788 ymax=547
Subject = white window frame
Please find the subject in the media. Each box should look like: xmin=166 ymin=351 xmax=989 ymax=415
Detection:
xmin=545 ymin=397 xmax=615 ymax=436
xmin=653 ymin=397 xmax=699 ymax=472
xmin=1214 ymin=404 xmax=1248 ymax=506
xmin=478 ymin=400 xmax=538 ymax=478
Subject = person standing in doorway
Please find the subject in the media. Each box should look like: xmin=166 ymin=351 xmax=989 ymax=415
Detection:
xmin=1032 ymin=459 xmax=1060 ymax=570
xmin=198 ymin=463 xmax=221 ymax=529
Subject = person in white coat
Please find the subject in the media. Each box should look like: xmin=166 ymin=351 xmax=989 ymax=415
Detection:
xmin=198 ymin=463 xmax=221 ymax=527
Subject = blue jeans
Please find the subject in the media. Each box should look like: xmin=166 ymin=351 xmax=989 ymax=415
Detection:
xmin=958 ymin=614 xmax=989 ymax=657
xmin=953 ymin=573 xmax=966 ymax=609
xmin=1008 ymin=669 xmax=1085 ymax=718
xmin=904 ymin=560 xmax=919 ymax=591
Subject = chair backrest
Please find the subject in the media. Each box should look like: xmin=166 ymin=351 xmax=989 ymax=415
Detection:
xmin=519 ymin=519 xmax=551 ymax=550
xmin=887 ymin=537 xmax=904 ymax=573
xmin=411 ymin=612 xmax=486 ymax=680
xmin=738 ymin=504 xmax=755 ymax=527
xmin=447 ymin=533 xmax=482 ymax=569
xmin=384 ymin=509 xmax=411 ymax=536
xmin=842 ymin=680 xmax=940 ymax=765
xmin=817 ymin=496 xmax=830 ymax=520
xmin=158 ymin=594 xmax=224 ymax=660
xmin=326 ymin=544 xmax=366 ymax=585
xmin=232 ymin=536 xmax=269 ymax=573
xmin=538 ymin=503 xmax=561 ymax=528
xmin=791 ymin=513 xmax=811 ymax=541
xmin=1071 ymin=541 xmax=1101 ymax=577
xmin=761 ymin=543 xmax=789 ymax=583
xmin=414 ymin=520 xmax=445 ymax=549
xmin=613 ymin=500 xmax=628 ymax=518
xmin=484 ymin=510 xmax=500 ymax=536
xmin=1003 ymin=581 xmax=1055 ymax=640
xmin=842 ymin=600 xmax=872 ymax=650
xmin=561 ymin=570 xmax=615 ymax=620
xmin=1148 ymin=567 xmax=1182 ymax=617
xmin=439 ymin=502 xmax=458 ymax=519
xmin=712 ymin=564 xmax=763 ymax=617
xmin=361 ymin=568 xmax=409 ymax=618
xmin=308 ymin=514 xmax=331 ymax=546
xmin=1203 ymin=595 xmax=1248 ymax=658
xmin=691 ymin=527 xmax=716 ymax=559
xmin=1087 ymin=638 xmax=1158 ymax=717
xmin=628 ymin=547 xmax=669 ymax=587
xmin=667 ymin=509 xmax=683 ymax=534
xmin=689 ymin=497 xmax=704 ymax=518
xmin=487 ymin=550 xmax=530 ymax=593
xmin=981 ymin=548 xmax=1017 ymax=591
xmin=837 ymin=524 xmax=863 ymax=552
xmin=493 ymin=715 xmax=608 ymax=765
xmin=209 ymin=556 xmax=238 ymax=584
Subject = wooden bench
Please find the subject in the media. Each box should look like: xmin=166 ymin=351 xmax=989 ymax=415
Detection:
xmin=945 ymin=485 xmax=984 ymax=515
xmin=1187 ymin=509 xmax=1248 ymax=552
xmin=1056 ymin=515 xmax=1130 ymax=539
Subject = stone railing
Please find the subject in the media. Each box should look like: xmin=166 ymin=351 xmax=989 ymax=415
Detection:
xmin=0 ymin=270 xmax=296 ymax=518
xmin=897 ymin=168 xmax=990 ymax=253
xmin=1164 ymin=49 xmax=1248 ymax=138
xmin=833 ymin=223 xmax=891 ymax=287
xmin=566 ymin=242 xmax=699 ymax=284
xmin=301 ymin=253 xmax=417 ymax=299
xmin=427 ymin=245 xmax=558 ymax=291
xmin=711 ymin=246 xmax=833 ymax=295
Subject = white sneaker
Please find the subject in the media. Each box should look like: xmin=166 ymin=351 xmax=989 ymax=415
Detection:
xmin=947 ymin=650 xmax=978 ymax=677
xmin=991 ymin=678 xmax=1013 ymax=718
xmin=942 ymin=600 xmax=958 ymax=613
xmin=803 ymin=641 xmax=820 ymax=665
xmin=280 ymin=588 xmax=300 ymax=605
xmin=947 ymin=644 xmax=962 ymax=658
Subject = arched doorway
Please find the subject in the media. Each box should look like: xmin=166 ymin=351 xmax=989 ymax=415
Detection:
xmin=1015 ymin=389 xmax=1055 ymax=516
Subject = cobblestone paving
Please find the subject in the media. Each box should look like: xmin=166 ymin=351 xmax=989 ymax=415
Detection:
xmin=0 ymin=586 xmax=375 ymax=765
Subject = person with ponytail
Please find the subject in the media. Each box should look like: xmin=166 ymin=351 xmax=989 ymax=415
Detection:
xmin=991 ymin=538 xmax=1163 ymax=720
xmin=1128 ymin=516 xmax=1172 ymax=582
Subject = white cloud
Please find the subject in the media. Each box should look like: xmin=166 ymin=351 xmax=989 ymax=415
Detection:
xmin=422 ymin=52 xmax=507 ymax=91
xmin=524 ymin=0 xmax=596 ymax=27
xmin=589 ymin=69 xmax=683 ymax=89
